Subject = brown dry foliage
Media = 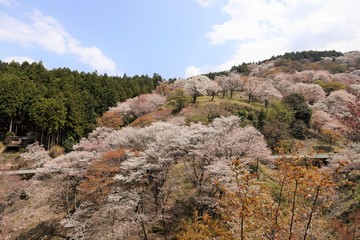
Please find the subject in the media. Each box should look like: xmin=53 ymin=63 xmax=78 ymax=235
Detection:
xmin=176 ymin=211 xmax=233 ymax=240
xmin=78 ymin=148 xmax=126 ymax=202
xmin=96 ymin=111 xmax=123 ymax=129
xmin=151 ymin=108 xmax=172 ymax=121
xmin=329 ymin=210 xmax=360 ymax=240
xmin=129 ymin=114 xmax=155 ymax=127
xmin=155 ymin=83 xmax=171 ymax=96
xmin=49 ymin=145 xmax=65 ymax=158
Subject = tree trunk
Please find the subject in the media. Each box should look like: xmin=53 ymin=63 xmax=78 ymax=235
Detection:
xmin=65 ymin=187 xmax=70 ymax=215
xmin=240 ymin=216 xmax=245 ymax=240
xmin=74 ymin=190 xmax=77 ymax=210
xmin=210 ymin=92 xmax=215 ymax=101
xmin=47 ymin=132 xmax=51 ymax=149
xmin=271 ymin=171 xmax=287 ymax=240
xmin=304 ymin=185 xmax=320 ymax=240
xmin=40 ymin=129 xmax=44 ymax=145
xmin=192 ymin=93 xmax=198 ymax=103
xmin=56 ymin=130 xmax=60 ymax=146
xmin=161 ymin=207 xmax=167 ymax=240
xmin=289 ymin=180 xmax=299 ymax=240
xmin=9 ymin=118 xmax=13 ymax=133
xmin=141 ymin=219 xmax=149 ymax=240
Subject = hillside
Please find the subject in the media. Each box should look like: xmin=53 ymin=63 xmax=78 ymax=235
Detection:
xmin=0 ymin=50 xmax=359 ymax=239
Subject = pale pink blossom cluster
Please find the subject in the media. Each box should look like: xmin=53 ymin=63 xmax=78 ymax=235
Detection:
xmin=311 ymin=110 xmax=344 ymax=133
xmin=74 ymin=126 xmax=115 ymax=152
xmin=330 ymin=143 xmax=360 ymax=172
xmin=111 ymin=116 xmax=271 ymax=197
xmin=61 ymin=194 xmax=143 ymax=240
xmin=349 ymin=84 xmax=360 ymax=99
xmin=253 ymin=80 xmax=283 ymax=101
xmin=49 ymin=95 xmax=272 ymax=239
xmin=332 ymin=73 xmax=360 ymax=87
xmin=109 ymin=93 xmax=166 ymax=117
xmin=44 ymin=150 xmax=96 ymax=171
xmin=174 ymin=75 xmax=220 ymax=101
xmin=20 ymin=142 xmax=52 ymax=167
xmin=286 ymin=82 xmax=326 ymax=104
xmin=314 ymin=90 xmax=357 ymax=116
xmin=215 ymin=73 xmax=245 ymax=98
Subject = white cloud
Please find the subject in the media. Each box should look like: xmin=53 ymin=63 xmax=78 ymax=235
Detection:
xmin=3 ymin=56 xmax=37 ymax=64
xmin=0 ymin=0 xmax=14 ymax=7
xmin=188 ymin=0 xmax=360 ymax=74
xmin=185 ymin=66 xmax=202 ymax=77
xmin=196 ymin=0 xmax=214 ymax=7
xmin=0 ymin=10 xmax=118 ymax=75
xmin=185 ymin=64 xmax=223 ymax=78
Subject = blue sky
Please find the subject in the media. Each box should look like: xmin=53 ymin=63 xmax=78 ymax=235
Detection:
xmin=0 ymin=0 xmax=359 ymax=79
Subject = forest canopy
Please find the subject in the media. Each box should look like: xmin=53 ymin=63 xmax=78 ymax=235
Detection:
xmin=0 ymin=61 xmax=161 ymax=148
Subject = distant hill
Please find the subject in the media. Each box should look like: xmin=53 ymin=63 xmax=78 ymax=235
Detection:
xmin=260 ymin=50 xmax=344 ymax=63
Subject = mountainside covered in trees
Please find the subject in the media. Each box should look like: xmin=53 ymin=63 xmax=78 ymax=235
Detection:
xmin=0 ymin=61 xmax=161 ymax=148
xmin=0 ymin=50 xmax=360 ymax=239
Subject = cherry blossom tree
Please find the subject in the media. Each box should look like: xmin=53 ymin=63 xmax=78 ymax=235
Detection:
xmin=214 ymin=73 xmax=244 ymax=98
xmin=214 ymin=75 xmax=228 ymax=98
xmin=273 ymin=73 xmax=296 ymax=95
xmin=20 ymin=142 xmax=51 ymax=167
xmin=110 ymin=93 xmax=166 ymax=117
xmin=181 ymin=123 xmax=218 ymax=196
xmin=226 ymin=73 xmax=244 ymax=98
xmin=74 ymin=126 xmax=115 ymax=153
xmin=244 ymin=77 xmax=262 ymax=103
xmin=349 ymin=84 xmax=360 ymax=99
xmin=338 ymin=101 xmax=360 ymax=142
xmin=61 ymin=189 xmax=144 ymax=240
xmin=286 ymin=83 xmax=326 ymax=104
xmin=181 ymin=117 xmax=270 ymax=196
xmin=332 ymin=73 xmax=360 ymax=87
xmin=211 ymin=125 xmax=270 ymax=163
xmin=44 ymin=150 xmax=96 ymax=171
xmin=311 ymin=110 xmax=342 ymax=134
xmin=311 ymin=70 xmax=332 ymax=83
xmin=253 ymin=80 xmax=283 ymax=104
xmin=206 ymin=81 xmax=222 ymax=101
xmin=183 ymin=75 xmax=212 ymax=103
xmin=315 ymin=90 xmax=357 ymax=116
xmin=53 ymin=116 xmax=272 ymax=239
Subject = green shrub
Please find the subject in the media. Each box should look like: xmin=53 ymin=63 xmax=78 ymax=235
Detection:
xmin=290 ymin=120 xmax=307 ymax=140
xmin=63 ymin=136 xmax=76 ymax=153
